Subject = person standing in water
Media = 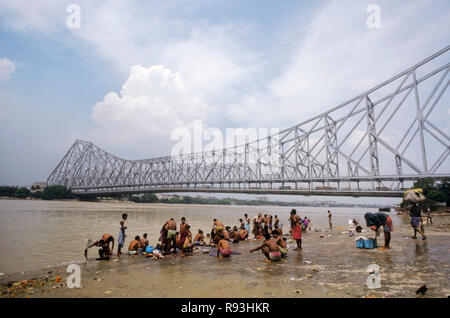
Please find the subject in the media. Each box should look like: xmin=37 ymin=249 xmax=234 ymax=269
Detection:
xmin=364 ymin=212 xmax=394 ymax=250
xmin=409 ymin=203 xmax=427 ymax=240
xmin=328 ymin=210 xmax=332 ymax=229
xmin=244 ymin=213 xmax=250 ymax=235
xmin=289 ymin=209 xmax=302 ymax=251
xmin=117 ymin=213 xmax=128 ymax=256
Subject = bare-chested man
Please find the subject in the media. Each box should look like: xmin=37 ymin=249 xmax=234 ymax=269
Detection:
xmin=180 ymin=217 xmax=187 ymax=232
xmin=163 ymin=218 xmax=177 ymax=253
xmin=128 ymin=235 xmax=140 ymax=255
xmin=267 ymin=214 xmax=273 ymax=234
xmin=217 ymin=233 xmax=232 ymax=257
xmin=180 ymin=225 xmax=193 ymax=256
xmin=212 ymin=218 xmax=224 ymax=241
xmin=230 ymin=226 xmax=241 ymax=243
xmin=193 ymin=229 xmax=205 ymax=245
xmin=250 ymin=233 xmax=282 ymax=263
xmin=222 ymin=227 xmax=230 ymax=241
xmin=274 ymin=215 xmax=280 ymax=228
xmin=85 ymin=233 xmax=114 ymax=260
xmin=244 ymin=213 xmax=251 ymax=234
xmin=139 ymin=233 xmax=149 ymax=254
xmin=239 ymin=226 xmax=248 ymax=240
xmin=272 ymin=230 xmax=288 ymax=258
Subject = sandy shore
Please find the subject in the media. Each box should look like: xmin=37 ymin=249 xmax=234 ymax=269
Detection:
xmin=1 ymin=214 xmax=449 ymax=298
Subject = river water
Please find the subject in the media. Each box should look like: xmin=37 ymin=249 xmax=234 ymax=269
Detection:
xmin=0 ymin=199 xmax=393 ymax=275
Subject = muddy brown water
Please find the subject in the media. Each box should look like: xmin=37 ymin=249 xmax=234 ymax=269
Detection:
xmin=0 ymin=199 xmax=449 ymax=298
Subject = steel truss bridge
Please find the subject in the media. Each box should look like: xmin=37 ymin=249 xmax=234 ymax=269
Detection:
xmin=48 ymin=46 xmax=450 ymax=198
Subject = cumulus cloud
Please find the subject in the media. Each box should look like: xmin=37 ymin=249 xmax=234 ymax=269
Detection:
xmin=91 ymin=65 xmax=207 ymax=158
xmin=0 ymin=58 xmax=16 ymax=82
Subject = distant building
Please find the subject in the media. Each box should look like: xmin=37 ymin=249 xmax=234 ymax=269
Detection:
xmin=31 ymin=182 xmax=47 ymax=192
xmin=156 ymin=194 xmax=177 ymax=200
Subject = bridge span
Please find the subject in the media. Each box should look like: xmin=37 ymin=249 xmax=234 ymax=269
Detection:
xmin=48 ymin=46 xmax=450 ymax=198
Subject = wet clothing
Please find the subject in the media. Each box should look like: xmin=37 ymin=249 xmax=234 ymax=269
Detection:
xmin=219 ymin=247 xmax=232 ymax=257
xmin=167 ymin=230 xmax=177 ymax=240
xmin=118 ymin=229 xmax=125 ymax=246
xmin=292 ymin=224 xmax=302 ymax=240
xmin=279 ymin=247 xmax=288 ymax=257
xmin=384 ymin=216 xmax=394 ymax=232
xmin=159 ymin=228 xmax=167 ymax=243
xmin=411 ymin=216 xmax=421 ymax=228
xmin=269 ymin=251 xmax=282 ymax=262
xmin=178 ymin=231 xmax=188 ymax=248
xmin=364 ymin=212 xmax=388 ymax=228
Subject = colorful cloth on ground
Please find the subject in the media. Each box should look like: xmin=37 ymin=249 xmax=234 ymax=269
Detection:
xmin=292 ymin=224 xmax=302 ymax=240
xmin=411 ymin=216 xmax=420 ymax=228
xmin=384 ymin=216 xmax=394 ymax=232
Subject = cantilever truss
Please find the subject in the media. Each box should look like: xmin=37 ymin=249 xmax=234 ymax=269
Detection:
xmin=48 ymin=46 xmax=450 ymax=197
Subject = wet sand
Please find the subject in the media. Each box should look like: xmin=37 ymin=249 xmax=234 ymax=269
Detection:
xmin=1 ymin=214 xmax=449 ymax=298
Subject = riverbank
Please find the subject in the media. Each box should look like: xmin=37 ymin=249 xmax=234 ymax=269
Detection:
xmin=1 ymin=214 xmax=449 ymax=298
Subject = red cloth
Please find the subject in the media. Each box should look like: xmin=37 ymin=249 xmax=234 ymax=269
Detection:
xmin=178 ymin=231 xmax=188 ymax=248
xmin=292 ymin=224 xmax=302 ymax=240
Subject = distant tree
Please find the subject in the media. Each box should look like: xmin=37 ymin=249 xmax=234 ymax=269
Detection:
xmin=413 ymin=178 xmax=448 ymax=209
xmin=30 ymin=191 xmax=42 ymax=199
xmin=438 ymin=178 xmax=450 ymax=207
xmin=15 ymin=187 xmax=31 ymax=199
xmin=0 ymin=186 xmax=18 ymax=197
xmin=42 ymin=185 xmax=75 ymax=200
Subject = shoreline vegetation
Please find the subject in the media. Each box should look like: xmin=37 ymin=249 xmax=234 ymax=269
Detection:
xmin=1 ymin=177 xmax=448 ymax=210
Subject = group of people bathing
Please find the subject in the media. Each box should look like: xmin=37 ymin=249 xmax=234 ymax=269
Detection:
xmin=85 ymin=209 xmax=311 ymax=263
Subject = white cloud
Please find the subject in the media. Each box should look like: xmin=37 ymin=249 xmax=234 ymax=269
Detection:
xmin=0 ymin=58 xmax=16 ymax=82
xmin=91 ymin=65 xmax=207 ymax=158
xmin=0 ymin=0 xmax=449 ymax=163
xmin=226 ymin=0 xmax=450 ymax=128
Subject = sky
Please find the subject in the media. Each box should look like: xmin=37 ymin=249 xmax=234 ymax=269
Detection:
xmin=0 ymin=0 xmax=449 ymax=204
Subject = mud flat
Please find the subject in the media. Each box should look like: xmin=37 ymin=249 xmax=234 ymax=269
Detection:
xmin=1 ymin=214 xmax=449 ymax=298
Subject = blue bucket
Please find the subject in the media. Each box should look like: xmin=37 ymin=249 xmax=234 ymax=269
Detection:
xmin=145 ymin=246 xmax=154 ymax=253
xmin=356 ymin=238 xmax=364 ymax=248
xmin=364 ymin=239 xmax=378 ymax=249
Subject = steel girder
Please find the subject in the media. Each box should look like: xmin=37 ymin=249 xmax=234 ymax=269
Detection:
xmin=47 ymin=46 xmax=450 ymax=196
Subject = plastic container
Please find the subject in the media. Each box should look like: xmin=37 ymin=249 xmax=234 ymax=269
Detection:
xmin=145 ymin=246 xmax=154 ymax=253
xmin=364 ymin=238 xmax=378 ymax=249
xmin=356 ymin=238 xmax=365 ymax=248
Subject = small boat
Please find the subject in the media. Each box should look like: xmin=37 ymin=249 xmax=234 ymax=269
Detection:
xmin=378 ymin=207 xmax=391 ymax=212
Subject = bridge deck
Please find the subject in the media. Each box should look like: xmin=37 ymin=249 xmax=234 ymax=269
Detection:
xmin=73 ymin=187 xmax=403 ymax=198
